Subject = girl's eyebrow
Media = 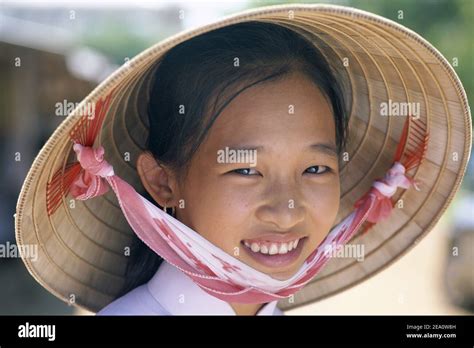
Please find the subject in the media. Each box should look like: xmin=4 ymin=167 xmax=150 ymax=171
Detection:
xmin=307 ymin=143 xmax=339 ymax=159
xmin=225 ymin=142 xmax=339 ymax=159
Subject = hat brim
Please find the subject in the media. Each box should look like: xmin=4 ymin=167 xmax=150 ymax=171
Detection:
xmin=15 ymin=3 xmax=472 ymax=313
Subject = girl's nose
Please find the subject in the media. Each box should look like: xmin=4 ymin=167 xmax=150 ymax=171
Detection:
xmin=255 ymin=183 xmax=306 ymax=230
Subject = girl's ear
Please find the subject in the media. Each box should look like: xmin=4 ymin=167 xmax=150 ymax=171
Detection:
xmin=136 ymin=151 xmax=178 ymax=207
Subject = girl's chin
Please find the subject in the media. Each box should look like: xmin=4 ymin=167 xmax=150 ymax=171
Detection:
xmin=267 ymin=268 xmax=301 ymax=281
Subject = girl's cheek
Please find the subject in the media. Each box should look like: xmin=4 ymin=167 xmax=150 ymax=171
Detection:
xmin=303 ymin=181 xmax=340 ymax=235
xmin=190 ymin=185 xmax=251 ymax=250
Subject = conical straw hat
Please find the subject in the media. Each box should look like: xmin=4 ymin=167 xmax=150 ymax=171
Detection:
xmin=15 ymin=4 xmax=471 ymax=313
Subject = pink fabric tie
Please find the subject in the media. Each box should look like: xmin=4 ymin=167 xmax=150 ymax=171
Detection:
xmin=354 ymin=162 xmax=420 ymax=224
xmin=68 ymin=142 xmax=421 ymax=304
xmin=69 ymin=144 xmax=114 ymax=200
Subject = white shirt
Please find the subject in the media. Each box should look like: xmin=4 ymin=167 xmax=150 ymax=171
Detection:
xmin=97 ymin=261 xmax=284 ymax=316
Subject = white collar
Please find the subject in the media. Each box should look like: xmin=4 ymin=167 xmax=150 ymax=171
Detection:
xmin=146 ymin=261 xmax=281 ymax=315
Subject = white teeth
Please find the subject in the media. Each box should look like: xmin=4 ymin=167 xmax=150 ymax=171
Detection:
xmin=250 ymin=243 xmax=260 ymax=252
xmin=244 ymin=238 xmax=303 ymax=255
xmin=269 ymin=244 xmax=279 ymax=255
xmin=278 ymin=243 xmax=288 ymax=254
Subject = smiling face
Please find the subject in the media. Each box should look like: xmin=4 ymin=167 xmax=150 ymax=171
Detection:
xmin=138 ymin=71 xmax=341 ymax=281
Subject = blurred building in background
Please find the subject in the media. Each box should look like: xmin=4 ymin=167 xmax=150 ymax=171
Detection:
xmin=0 ymin=3 xmax=185 ymax=314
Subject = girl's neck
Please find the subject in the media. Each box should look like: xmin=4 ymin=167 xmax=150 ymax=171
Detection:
xmin=228 ymin=302 xmax=265 ymax=316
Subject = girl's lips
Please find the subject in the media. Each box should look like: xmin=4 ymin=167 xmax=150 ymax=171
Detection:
xmin=241 ymin=237 xmax=307 ymax=269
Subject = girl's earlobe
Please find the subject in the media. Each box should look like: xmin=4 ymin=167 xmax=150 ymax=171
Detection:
xmin=136 ymin=151 xmax=175 ymax=206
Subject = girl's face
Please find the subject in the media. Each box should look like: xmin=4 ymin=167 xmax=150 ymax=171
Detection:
xmin=140 ymin=72 xmax=341 ymax=281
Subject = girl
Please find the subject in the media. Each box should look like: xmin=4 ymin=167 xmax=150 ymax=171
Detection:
xmin=99 ymin=21 xmax=348 ymax=315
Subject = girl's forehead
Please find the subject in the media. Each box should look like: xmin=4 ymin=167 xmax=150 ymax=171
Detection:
xmin=205 ymin=74 xmax=335 ymax=144
xmin=197 ymin=109 xmax=335 ymax=161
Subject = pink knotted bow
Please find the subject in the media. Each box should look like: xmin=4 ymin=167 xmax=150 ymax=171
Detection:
xmin=354 ymin=161 xmax=421 ymax=224
xmin=70 ymin=144 xmax=114 ymax=200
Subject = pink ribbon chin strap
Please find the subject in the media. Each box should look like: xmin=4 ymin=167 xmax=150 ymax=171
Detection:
xmin=46 ymin=90 xmax=428 ymax=304
xmin=62 ymin=142 xmax=421 ymax=304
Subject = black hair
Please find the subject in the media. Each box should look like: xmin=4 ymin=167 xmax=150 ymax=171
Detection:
xmin=118 ymin=21 xmax=349 ymax=296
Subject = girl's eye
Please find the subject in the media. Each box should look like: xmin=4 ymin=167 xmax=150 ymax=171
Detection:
xmin=230 ymin=166 xmax=330 ymax=176
xmin=231 ymin=168 xmax=259 ymax=176
xmin=305 ymin=165 xmax=331 ymax=175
